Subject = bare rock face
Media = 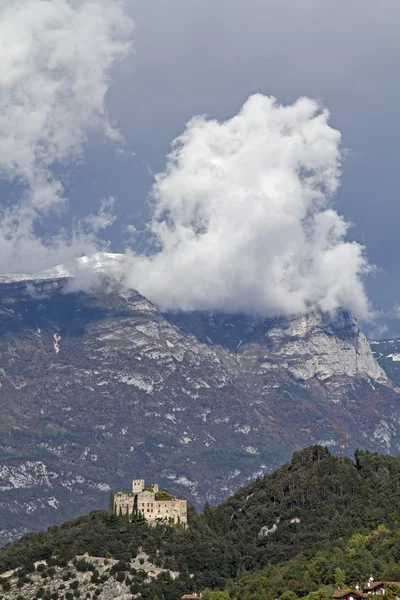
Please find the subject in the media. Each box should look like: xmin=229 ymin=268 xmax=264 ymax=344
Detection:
xmin=0 ymin=272 xmax=398 ymax=546
xmin=264 ymin=312 xmax=388 ymax=383
xmin=1 ymin=553 xmax=178 ymax=600
xmin=168 ymin=308 xmax=388 ymax=385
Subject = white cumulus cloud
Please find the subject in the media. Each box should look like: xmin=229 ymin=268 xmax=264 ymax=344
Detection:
xmin=125 ymin=94 xmax=371 ymax=319
xmin=0 ymin=0 xmax=133 ymax=273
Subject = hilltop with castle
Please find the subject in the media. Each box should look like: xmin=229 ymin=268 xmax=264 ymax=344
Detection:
xmin=110 ymin=479 xmax=188 ymax=526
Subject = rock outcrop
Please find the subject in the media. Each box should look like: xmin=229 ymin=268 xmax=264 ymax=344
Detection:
xmin=0 ymin=553 xmax=178 ymax=600
xmin=0 ymin=265 xmax=397 ymax=545
xmin=264 ymin=311 xmax=387 ymax=382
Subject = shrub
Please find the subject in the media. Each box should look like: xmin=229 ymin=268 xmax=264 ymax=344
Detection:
xmin=155 ymin=490 xmax=173 ymax=501
xmin=17 ymin=578 xmax=25 ymax=588
xmin=111 ymin=560 xmax=128 ymax=574
xmin=75 ymin=560 xmax=94 ymax=573
xmin=17 ymin=563 xmax=35 ymax=576
xmin=51 ymin=557 xmax=68 ymax=568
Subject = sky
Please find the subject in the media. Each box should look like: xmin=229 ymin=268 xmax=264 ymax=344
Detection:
xmin=1 ymin=0 xmax=400 ymax=333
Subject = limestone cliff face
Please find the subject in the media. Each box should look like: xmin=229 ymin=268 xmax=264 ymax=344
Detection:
xmin=0 ymin=279 xmax=397 ymax=547
xmin=264 ymin=311 xmax=388 ymax=383
xmin=171 ymin=308 xmax=389 ymax=385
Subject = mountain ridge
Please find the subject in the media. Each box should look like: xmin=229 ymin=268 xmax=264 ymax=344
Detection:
xmin=0 ymin=268 xmax=399 ymax=546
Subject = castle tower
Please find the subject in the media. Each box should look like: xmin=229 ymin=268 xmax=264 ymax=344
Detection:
xmin=112 ymin=478 xmax=187 ymax=526
xmin=132 ymin=479 xmax=145 ymax=493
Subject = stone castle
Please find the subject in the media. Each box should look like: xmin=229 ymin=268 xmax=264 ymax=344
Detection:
xmin=110 ymin=479 xmax=187 ymax=525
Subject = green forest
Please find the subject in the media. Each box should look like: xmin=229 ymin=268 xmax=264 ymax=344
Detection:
xmin=3 ymin=446 xmax=400 ymax=600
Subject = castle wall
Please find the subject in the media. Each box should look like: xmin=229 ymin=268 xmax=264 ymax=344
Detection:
xmin=112 ymin=479 xmax=187 ymax=525
xmin=112 ymin=492 xmax=135 ymax=515
xmin=145 ymin=499 xmax=187 ymax=524
xmin=137 ymin=490 xmax=156 ymax=519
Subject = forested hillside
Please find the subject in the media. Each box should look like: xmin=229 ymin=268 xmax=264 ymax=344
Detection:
xmin=208 ymin=445 xmax=400 ymax=567
xmin=3 ymin=446 xmax=400 ymax=600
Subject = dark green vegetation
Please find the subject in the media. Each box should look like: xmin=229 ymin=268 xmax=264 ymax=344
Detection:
xmin=155 ymin=490 xmax=173 ymax=501
xmin=4 ymin=446 xmax=400 ymax=600
xmin=1 ymin=280 xmax=398 ymax=547
xmin=209 ymin=445 xmax=400 ymax=568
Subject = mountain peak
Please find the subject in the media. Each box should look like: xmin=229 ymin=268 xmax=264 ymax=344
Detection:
xmin=0 ymin=262 xmax=395 ymax=546
xmin=0 ymin=252 xmax=125 ymax=284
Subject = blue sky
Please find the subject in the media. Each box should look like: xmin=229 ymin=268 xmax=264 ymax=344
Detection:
xmin=1 ymin=0 xmax=400 ymax=334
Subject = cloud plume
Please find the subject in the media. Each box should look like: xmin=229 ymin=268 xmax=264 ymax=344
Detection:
xmin=0 ymin=0 xmax=133 ymax=273
xmin=125 ymin=94 xmax=371 ymax=319
xmin=0 ymin=6 xmax=372 ymax=322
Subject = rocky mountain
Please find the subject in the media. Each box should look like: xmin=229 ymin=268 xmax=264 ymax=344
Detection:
xmin=371 ymin=338 xmax=400 ymax=386
xmin=0 ymin=255 xmax=399 ymax=546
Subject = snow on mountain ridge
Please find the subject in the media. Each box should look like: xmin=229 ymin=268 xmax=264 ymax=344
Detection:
xmin=38 ymin=253 xmax=125 ymax=278
xmin=0 ymin=273 xmax=396 ymax=545
xmin=0 ymin=253 xmax=125 ymax=284
xmin=0 ymin=253 xmax=129 ymax=291
xmin=0 ymin=253 xmax=391 ymax=386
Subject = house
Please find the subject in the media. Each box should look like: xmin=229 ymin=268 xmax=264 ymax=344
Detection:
xmin=333 ymin=582 xmax=400 ymax=600
xmin=362 ymin=581 xmax=400 ymax=595
xmin=333 ymin=590 xmax=363 ymax=600
xmin=364 ymin=582 xmax=386 ymax=595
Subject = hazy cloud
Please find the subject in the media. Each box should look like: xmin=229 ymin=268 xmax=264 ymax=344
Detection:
xmin=124 ymin=95 xmax=371 ymax=319
xmin=0 ymin=0 xmax=133 ymax=273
